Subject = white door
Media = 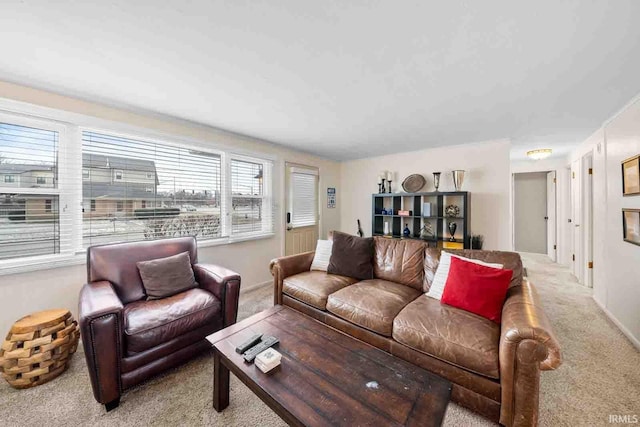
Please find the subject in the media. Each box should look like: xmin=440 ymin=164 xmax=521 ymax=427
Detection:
xmin=285 ymin=163 xmax=319 ymax=256
xmin=571 ymin=160 xmax=583 ymax=282
xmin=513 ymin=172 xmax=547 ymax=253
xmin=582 ymin=153 xmax=594 ymax=287
xmin=546 ymin=171 xmax=557 ymax=261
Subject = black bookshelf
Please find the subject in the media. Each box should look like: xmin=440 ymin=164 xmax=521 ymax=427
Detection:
xmin=372 ymin=191 xmax=471 ymax=249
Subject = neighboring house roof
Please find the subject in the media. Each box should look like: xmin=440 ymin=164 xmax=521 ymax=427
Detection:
xmin=0 ymin=164 xmax=54 ymax=174
xmin=82 ymin=153 xmax=159 ymax=184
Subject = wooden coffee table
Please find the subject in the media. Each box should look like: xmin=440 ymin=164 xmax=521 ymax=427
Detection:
xmin=206 ymin=305 xmax=451 ymax=426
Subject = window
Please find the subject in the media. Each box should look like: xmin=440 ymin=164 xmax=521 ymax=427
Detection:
xmin=82 ymin=131 xmax=224 ymax=246
xmin=289 ymin=167 xmax=319 ymax=228
xmin=0 ymin=120 xmax=62 ymax=261
xmin=231 ymin=157 xmax=273 ymax=235
xmin=0 ymin=114 xmax=274 ymax=269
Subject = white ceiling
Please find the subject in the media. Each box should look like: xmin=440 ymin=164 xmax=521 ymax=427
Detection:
xmin=1 ymin=1 xmax=639 ymax=161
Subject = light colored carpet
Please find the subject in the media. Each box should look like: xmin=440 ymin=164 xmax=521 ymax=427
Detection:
xmin=1 ymin=254 xmax=638 ymax=426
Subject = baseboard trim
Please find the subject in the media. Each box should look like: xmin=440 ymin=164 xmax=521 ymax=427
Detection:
xmin=240 ymin=280 xmax=271 ymax=294
xmin=593 ymin=297 xmax=640 ymax=350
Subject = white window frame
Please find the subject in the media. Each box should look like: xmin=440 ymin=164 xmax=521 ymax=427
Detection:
xmin=36 ymin=176 xmax=47 ymax=185
xmin=113 ymin=169 xmax=124 ymax=182
xmin=227 ymin=153 xmax=274 ymax=241
xmin=0 ymin=109 xmax=276 ymax=275
xmin=4 ymin=175 xmax=15 ymax=183
xmin=82 ymin=168 xmax=90 ymax=180
xmin=0 ymin=111 xmax=77 ymax=274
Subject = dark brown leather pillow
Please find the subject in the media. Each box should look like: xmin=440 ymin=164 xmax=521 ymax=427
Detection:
xmin=137 ymin=251 xmax=197 ymax=300
xmin=327 ymin=231 xmax=374 ymax=280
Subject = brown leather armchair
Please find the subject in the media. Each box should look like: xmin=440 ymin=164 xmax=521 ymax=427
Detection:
xmin=78 ymin=237 xmax=240 ymax=411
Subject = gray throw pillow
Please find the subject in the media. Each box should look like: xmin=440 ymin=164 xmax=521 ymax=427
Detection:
xmin=137 ymin=251 xmax=197 ymax=300
xmin=327 ymin=231 xmax=374 ymax=280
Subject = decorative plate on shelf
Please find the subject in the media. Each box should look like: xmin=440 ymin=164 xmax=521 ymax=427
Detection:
xmin=402 ymin=174 xmax=426 ymax=193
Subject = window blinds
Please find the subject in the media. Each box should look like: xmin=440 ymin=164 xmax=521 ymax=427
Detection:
xmin=290 ymin=168 xmax=318 ymax=228
xmin=0 ymin=122 xmax=61 ymax=260
xmin=230 ymin=157 xmax=273 ymax=235
xmin=82 ymin=131 xmax=223 ymax=247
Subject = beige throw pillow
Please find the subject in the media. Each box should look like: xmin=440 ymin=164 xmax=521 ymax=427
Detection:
xmin=310 ymin=240 xmax=333 ymax=271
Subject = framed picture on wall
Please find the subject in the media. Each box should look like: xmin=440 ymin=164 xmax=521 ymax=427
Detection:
xmin=622 ymin=209 xmax=640 ymax=246
xmin=621 ymin=155 xmax=640 ymax=196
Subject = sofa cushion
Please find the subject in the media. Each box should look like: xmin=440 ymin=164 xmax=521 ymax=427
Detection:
xmin=373 ymin=237 xmax=425 ymax=290
xmin=326 ymin=279 xmax=421 ymax=337
xmin=393 ymin=294 xmax=500 ymax=379
xmin=124 ymin=288 xmax=220 ymax=355
xmin=283 ymin=271 xmax=358 ymax=310
xmin=423 ymin=248 xmax=523 ymax=293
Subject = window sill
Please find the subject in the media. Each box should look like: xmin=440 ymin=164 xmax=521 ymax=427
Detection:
xmin=0 ymin=232 xmax=276 ymax=277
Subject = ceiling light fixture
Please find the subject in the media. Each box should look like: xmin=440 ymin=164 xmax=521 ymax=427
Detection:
xmin=526 ymin=149 xmax=552 ymax=160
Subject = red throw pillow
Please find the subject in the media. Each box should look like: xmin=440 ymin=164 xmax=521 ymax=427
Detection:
xmin=441 ymin=257 xmax=513 ymax=323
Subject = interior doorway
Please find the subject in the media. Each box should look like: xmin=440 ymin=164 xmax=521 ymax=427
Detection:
xmin=546 ymin=171 xmax=557 ymax=261
xmin=513 ymin=172 xmax=549 ymax=254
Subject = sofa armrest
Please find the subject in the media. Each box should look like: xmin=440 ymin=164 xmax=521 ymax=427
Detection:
xmin=78 ymin=281 xmax=124 ymax=405
xmin=193 ymin=263 xmax=241 ymax=327
xmin=269 ymin=251 xmax=315 ymax=305
xmin=499 ymin=278 xmax=561 ymax=426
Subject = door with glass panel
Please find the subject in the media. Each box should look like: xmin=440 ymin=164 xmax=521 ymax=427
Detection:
xmin=285 ymin=163 xmax=318 ymax=256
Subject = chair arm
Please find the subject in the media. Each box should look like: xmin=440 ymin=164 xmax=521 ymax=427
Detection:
xmin=269 ymin=251 xmax=315 ymax=305
xmin=193 ymin=263 xmax=241 ymax=327
xmin=499 ymin=279 xmax=562 ymax=426
xmin=78 ymin=281 xmax=124 ymax=405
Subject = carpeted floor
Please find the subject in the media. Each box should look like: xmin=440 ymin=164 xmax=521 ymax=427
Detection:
xmin=1 ymin=254 xmax=638 ymax=426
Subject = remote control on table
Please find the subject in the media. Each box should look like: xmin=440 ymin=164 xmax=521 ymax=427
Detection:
xmin=235 ymin=333 xmax=263 ymax=354
xmin=243 ymin=336 xmax=279 ymax=363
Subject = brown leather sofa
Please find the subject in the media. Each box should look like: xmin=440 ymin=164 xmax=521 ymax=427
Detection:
xmin=79 ymin=237 xmax=240 ymax=411
xmin=270 ymin=237 xmax=561 ymax=427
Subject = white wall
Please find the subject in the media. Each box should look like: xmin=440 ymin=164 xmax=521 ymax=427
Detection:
xmin=339 ymin=139 xmax=512 ymax=250
xmin=561 ymin=98 xmax=640 ymax=348
xmin=0 ymin=81 xmax=341 ymax=334
xmin=593 ymin=97 xmax=640 ymax=348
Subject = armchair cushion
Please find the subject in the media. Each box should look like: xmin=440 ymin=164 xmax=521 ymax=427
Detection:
xmin=123 ymin=288 xmax=221 ymax=355
xmin=137 ymin=251 xmax=197 ymax=300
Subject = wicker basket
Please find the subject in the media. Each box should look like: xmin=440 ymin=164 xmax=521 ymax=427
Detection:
xmin=0 ymin=309 xmax=79 ymax=389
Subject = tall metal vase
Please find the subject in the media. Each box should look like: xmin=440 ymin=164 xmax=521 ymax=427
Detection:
xmin=452 ymin=170 xmax=465 ymax=191
xmin=433 ymin=172 xmax=441 ymax=191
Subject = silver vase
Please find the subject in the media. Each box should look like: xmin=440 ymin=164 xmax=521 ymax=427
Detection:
xmin=433 ymin=172 xmax=441 ymax=191
xmin=452 ymin=170 xmax=465 ymax=191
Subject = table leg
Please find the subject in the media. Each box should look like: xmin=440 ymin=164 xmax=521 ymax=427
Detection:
xmin=213 ymin=349 xmax=230 ymax=412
